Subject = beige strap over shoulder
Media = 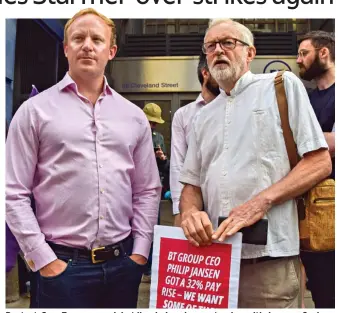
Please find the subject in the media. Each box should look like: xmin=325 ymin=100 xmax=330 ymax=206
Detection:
xmin=274 ymin=71 xmax=299 ymax=168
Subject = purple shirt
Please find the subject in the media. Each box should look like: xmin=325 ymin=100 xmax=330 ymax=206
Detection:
xmin=6 ymin=73 xmax=161 ymax=272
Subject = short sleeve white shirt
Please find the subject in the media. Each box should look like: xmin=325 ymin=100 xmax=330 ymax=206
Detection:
xmin=180 ymin=71 xmax=328 ymax=258
xmin=170 ymin=94 xmax=206 ymax=215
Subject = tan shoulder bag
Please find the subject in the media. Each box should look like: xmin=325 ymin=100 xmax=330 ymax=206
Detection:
xmin=274 ymin=71 xmax=335 ymax=252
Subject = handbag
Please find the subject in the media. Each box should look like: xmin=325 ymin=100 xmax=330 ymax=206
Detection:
xmin=274 ymin=71 xmax=335 ymax=252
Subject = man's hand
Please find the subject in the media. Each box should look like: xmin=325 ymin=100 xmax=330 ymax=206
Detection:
xmin=324 ymin=132 xmax=335 ymax=157
xmin=129 ymin=254 xmax=147 ymax=265
xmin=212 ymin=195 xmax=271 ymax=242
xmin=155 ymin=146 xmax=167 ymax=161
xmin=181 ymin=210 xmax=213 ymax=247
xmin=39 ymin=259 xmax=68 ymax=277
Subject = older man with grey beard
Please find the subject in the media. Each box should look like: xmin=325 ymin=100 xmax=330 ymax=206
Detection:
xmin=178 ymin=19 xmax=331 ymax=308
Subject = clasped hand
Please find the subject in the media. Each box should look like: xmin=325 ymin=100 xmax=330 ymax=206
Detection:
xmin=181 ymin=195 xmax=271 ymax=247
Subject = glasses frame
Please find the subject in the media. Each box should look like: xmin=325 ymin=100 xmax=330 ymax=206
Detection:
xmin=202 ymin=37 xmax=250 ymax=54
xmin=297 ymin=47 xmax=322 ymax=59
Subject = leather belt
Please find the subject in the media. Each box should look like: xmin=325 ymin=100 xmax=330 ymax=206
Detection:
xmin=47 ymin=234 xmax=132 ymax=264
xmin=241 ymin=256 xmax=283 ymax=265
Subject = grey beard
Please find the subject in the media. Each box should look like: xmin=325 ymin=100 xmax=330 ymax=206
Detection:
xmin=210 ymin=62 xmax=243 ymax=86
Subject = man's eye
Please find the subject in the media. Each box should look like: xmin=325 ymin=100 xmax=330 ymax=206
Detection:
xmin=222 ymin=40 xmax=234 ymax=46
xmin=206 ymin=43 xmax=215 ymax=49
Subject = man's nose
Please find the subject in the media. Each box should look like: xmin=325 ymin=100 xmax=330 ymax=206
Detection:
xmin=82 ymin=37 xmax=94 ymax=51
xmin=214 ymin=42 xmax=224 ymax=55
xmin=296 ymin=55 xmax=302 ymax=64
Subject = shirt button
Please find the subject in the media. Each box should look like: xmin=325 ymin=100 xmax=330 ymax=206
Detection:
xmin=223 ymin=172 xmax=227 ymax=176
xmin=99 ymin=215 xmax=104 ymax=220
xmin=99 ymin=164 xmax=103 ymax=168
xmin=100 ymin=189 xmax=105 ymax=194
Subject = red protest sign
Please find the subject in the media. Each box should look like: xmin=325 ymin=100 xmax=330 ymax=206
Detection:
xmin=150 ymin=226 xmax=242 ymax=309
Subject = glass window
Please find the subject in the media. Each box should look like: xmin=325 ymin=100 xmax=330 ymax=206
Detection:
xmin=144 ymin=19 xmax=209 ymax=35
xmin=143 ymin=19 xmax=314 ymax=36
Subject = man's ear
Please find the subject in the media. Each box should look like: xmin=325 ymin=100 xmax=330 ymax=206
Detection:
xmin=201 ymin=68 xmax=209 ymax=84
xmin=247 ymin=46 xmax=256 ymax=63
xmin=64 ymin=42 xmax=68 ymax=58
xmin=319 ymin=47 xmax=330 ymax=60
xmin=109 ymin=45 xmax=118 ymax=61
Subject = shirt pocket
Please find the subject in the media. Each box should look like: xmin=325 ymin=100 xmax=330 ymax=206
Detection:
xmin=252 ymin=109 xmax=281 ymax=160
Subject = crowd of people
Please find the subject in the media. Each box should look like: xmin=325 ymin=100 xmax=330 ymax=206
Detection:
xmin=5 ymin=8 xmax=335 ymax=309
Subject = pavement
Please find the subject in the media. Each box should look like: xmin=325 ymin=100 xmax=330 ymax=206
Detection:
xmin=6 ymin=200 xmax=315 ymax=309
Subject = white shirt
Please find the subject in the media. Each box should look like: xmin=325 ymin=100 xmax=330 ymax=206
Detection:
xmin=180 ymin=71 xmax=328 ymax=259
xmin=170 ymin=94 xmax=206 ymax=215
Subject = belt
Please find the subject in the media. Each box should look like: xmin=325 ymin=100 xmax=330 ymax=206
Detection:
xmin=47 ymin=234 xmax=132 ymax=264
xmin=241 ymin=256 xmax=283 ymax=265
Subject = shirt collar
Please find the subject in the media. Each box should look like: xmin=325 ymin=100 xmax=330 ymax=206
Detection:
xmin=58 ymin=72 xmax=113 ymax=96
xmin=220 ymin=71 xmax=254 ymax=98
xmin=196 ymin=93 xmax=206 ymax=106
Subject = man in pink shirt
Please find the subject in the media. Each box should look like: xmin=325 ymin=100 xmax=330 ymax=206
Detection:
xmin=6 ymin=8 xmax=161 ymax=308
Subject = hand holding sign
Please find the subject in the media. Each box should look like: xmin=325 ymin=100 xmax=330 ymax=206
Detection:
xmin=149 ymin=226 xmax=242 ymax=309
xmin=181 ymin=210 xmax=214 ymax=247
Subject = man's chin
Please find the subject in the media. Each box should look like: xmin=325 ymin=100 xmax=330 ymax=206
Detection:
xmin=74 ymin=67 xmax=102 ymax=78
xmin=212 ymin=69 xmax=233 ymax=82
xmin=298 ymin=69 xmax=306 ymax=79
xmin=299 ymin=71 xmax=314 ymax=81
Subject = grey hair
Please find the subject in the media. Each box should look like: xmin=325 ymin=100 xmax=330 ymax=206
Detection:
xmin=206 ymin=19 xmax=254 ymax=46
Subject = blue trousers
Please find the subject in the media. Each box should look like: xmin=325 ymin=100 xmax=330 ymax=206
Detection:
xmin=31 ymin=237 xmax=146 ymax=308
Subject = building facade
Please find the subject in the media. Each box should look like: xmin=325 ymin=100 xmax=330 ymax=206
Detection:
xmin=112 ymin=18 xmax=334 ymax=156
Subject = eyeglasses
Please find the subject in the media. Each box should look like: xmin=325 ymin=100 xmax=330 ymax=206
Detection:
xmin=297 ymin=48 xmax=322 ymax=59
xmin=202 ymin=37 xmax=250 ymax=54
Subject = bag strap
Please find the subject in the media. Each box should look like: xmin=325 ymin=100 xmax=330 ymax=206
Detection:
xmin=274 ymin=72 xmax=306 ymax=221
xmin=274 ymin=71 xmax=299 ymax=169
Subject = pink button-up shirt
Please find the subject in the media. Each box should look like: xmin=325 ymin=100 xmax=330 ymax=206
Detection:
xmin=6 ymin=73 xmax=161 ymax=271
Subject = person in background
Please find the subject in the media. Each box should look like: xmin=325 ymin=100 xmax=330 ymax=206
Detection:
xmin=170 ymin=52 xmax=219 ymax=227
xmin=142 ymin=102 xmax=169 ymax=283
xmin=6 ymin=8 xmax=161 ymax=308
xmin=297 ymin=30 xmax=335 ymax=309
xmin=143 ymin=102 xmax=170 ymax=198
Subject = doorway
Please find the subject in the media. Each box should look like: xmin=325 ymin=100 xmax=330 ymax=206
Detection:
xmin=122 ymin=92 xmax=198 ymax=157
